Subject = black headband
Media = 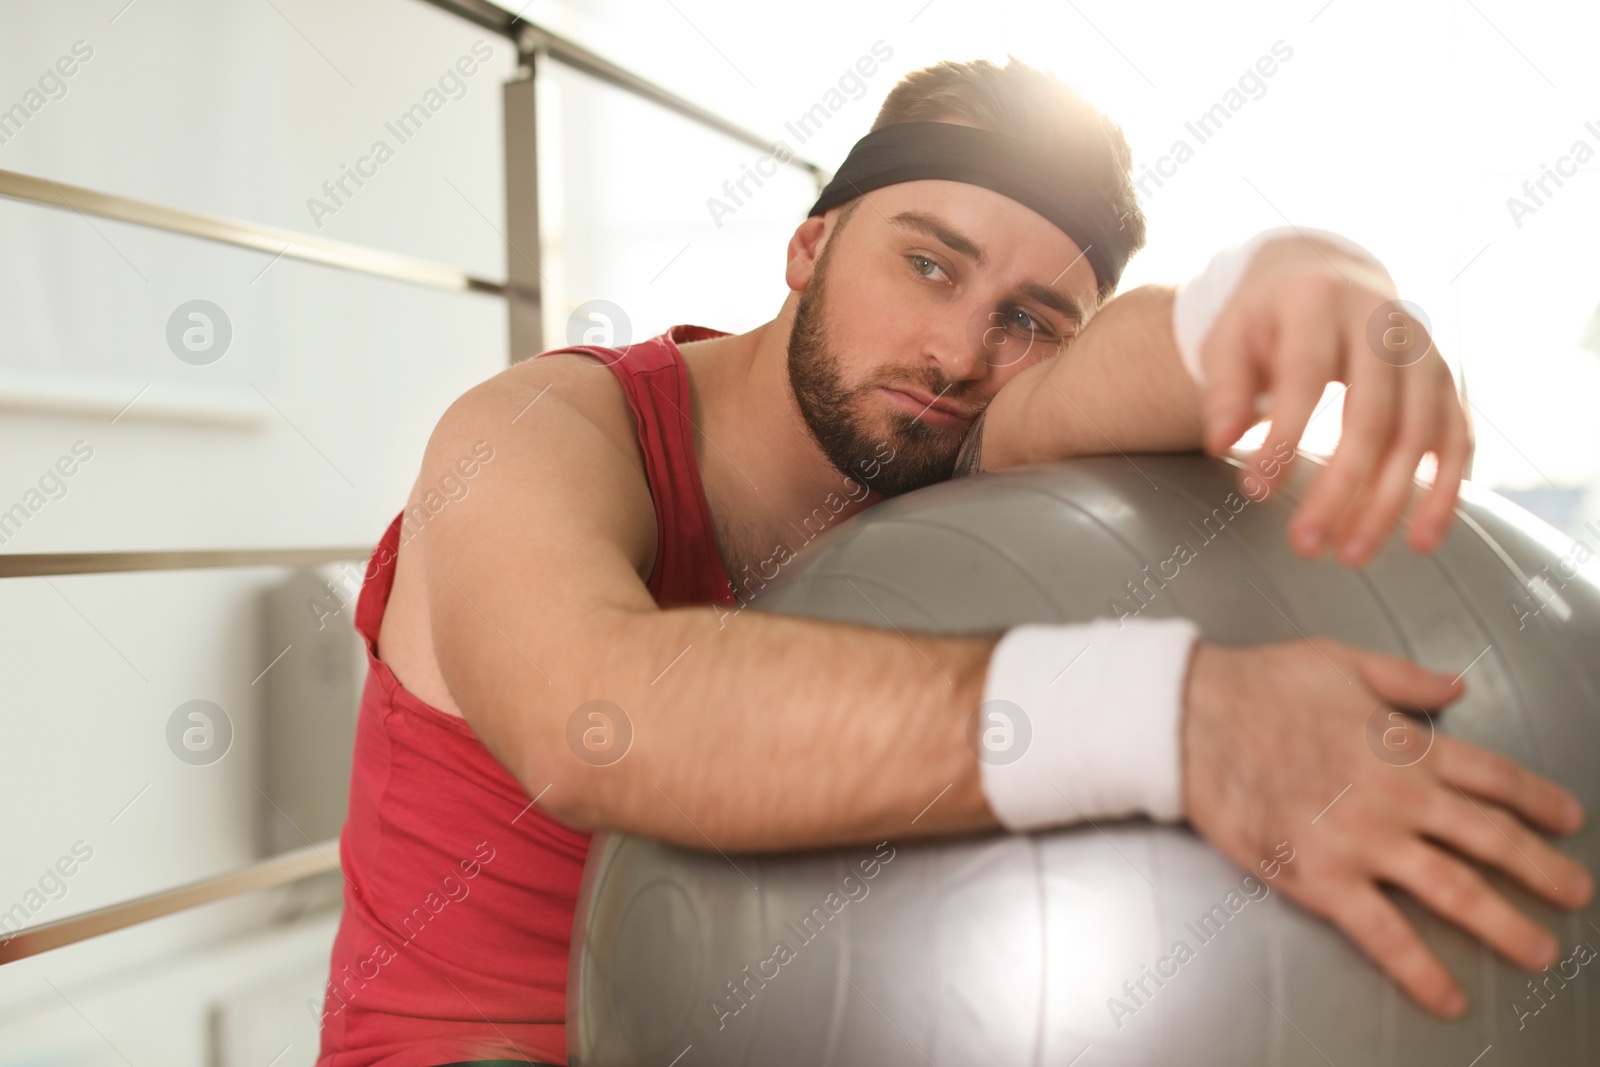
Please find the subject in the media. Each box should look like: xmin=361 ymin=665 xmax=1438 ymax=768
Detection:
xmin=807 ymin=121 xmax=1132 ymax=295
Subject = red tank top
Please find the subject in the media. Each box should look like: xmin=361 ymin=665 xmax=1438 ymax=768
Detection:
xmin=316 ymin=325 xmax=737 ymax=1067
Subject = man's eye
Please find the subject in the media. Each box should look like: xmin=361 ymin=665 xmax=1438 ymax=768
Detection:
xmin=1001 ymin=307 xmax=1051 ymax=338
xmin=908 ymin=254 xmax=945 ymax=280
xmin=1008 ymin=308 xmax=1038 ymax=332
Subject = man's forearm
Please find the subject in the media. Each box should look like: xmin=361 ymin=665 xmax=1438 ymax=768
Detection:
xmin=506 ymin=605 xmax=999 ymax=852
xmin=973 ymin=283 xmax=1206 ymax=472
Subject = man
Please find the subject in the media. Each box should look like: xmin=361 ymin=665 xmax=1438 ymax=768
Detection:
xmin=315 ymin=57 xmax=1591 ymax=1067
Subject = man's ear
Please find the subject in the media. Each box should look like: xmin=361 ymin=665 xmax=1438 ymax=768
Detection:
xmin=785 ymin=215 xmax=831 ymax=293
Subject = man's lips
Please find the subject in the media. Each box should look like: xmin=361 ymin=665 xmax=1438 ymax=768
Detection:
xmin=879 ymin=386 xmax=975 ymax=425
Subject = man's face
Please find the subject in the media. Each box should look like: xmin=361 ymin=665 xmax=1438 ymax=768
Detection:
xmin=786 ymin=179 xmax=1102 ymax=498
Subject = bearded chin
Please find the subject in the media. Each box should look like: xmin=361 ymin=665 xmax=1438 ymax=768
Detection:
xmin=785 ymin=278 xmax=967 ymax=500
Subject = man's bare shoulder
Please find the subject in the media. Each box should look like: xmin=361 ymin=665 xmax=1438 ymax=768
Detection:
xmin=418 ymin=349 xmax=659 ymax=576
xmin=422 ymin=351 xmax=645 ymax=484
xmin=470 ymin=350 xmax=637 ymax=449
xmin=381 ymin=350 xmax=656 ymax=716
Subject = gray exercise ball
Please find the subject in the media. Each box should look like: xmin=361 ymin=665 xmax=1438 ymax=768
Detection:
xmin=567 ymin=450 xmax=1600 ymax=1066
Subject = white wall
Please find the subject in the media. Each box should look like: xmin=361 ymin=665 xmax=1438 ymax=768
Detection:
xmin=0 ymin=0 xmax=825 ymax=1060
xmin=0 ymin=0 xmax=514 ymax=1062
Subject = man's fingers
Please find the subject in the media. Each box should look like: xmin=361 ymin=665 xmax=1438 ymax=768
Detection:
xmin=1199 ymin=304 xmax=1263 ymax=454
xmin=1253 ymin=299 xmax=1340 ymax=497
xmin=1350 ymin=647 xmax=1463 ymax=711
xmin=1435 ymin=737 xmax=1586 ymax=838
xmin=1320 ymin=880 xmax=1466 ymax=1017
xmin=1290 ymin=362 xmax=1398 ymax=557
xmin=1408 ymin=393 xmax=1473 ymax=553
xmin=1417 ymin=789 xmax=1593 ymax=909
xmin=1382 ymin=840 xmax=1558 ymax=973
xmin=1335 ymin=363 xmax=1442 ymax=566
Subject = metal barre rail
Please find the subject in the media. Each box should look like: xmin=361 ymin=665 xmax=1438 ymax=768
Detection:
xmin=0 ymin=169 xmax=509 ymax=297
xmin=418 ymin=0 xmax=828 ymax=183
xmin=0 ymin=546 xmax=373 ymax=579
xmin=0 ymin=0 xmax=824 ymax=970
xmin=0 ymin=838 xmax=341 ymax=965
xmin=0 ymin=9 xmax=826 ymax=297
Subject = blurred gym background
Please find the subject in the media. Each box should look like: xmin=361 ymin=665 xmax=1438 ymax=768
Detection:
xmin=0 ymin=0 xmax=1595 ymax=1063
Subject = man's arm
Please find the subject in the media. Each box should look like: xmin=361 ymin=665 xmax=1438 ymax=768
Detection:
xmin=959 ymin=283 xmax=1201 ymax=475
xmin=949 ymin=403 xmax=987 ymax=477
xmin=973 ymin=236 xmax=1380 ymax=474
xmin=417 ymin=357 xmax=996 ymax=852
xmin=969 ymin=233 xmax=1473 ymax=568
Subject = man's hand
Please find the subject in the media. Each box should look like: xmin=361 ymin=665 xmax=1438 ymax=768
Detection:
xmin=1181 ymin=637 xmax=1591 ymax=1017
xmin=1196 ymin=237 xmax=1475 ymax=567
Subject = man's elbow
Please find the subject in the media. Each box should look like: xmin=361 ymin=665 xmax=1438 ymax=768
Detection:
xmin=501 ymin=715 xmax=608 ymax=830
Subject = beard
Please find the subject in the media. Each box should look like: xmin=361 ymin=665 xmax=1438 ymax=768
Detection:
xmin=786 ymin=243 xmax=979 ymax=499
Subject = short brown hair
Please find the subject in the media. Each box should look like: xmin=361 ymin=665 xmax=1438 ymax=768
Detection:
xmin=871 ymin=56 xmax=1143 ymax=300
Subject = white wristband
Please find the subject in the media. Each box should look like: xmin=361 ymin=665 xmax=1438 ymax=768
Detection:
xmin=1171 ymin=226 xmax=1386 ymax=387
xmin=976 ymin=616 xmax=1201 ymax=831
